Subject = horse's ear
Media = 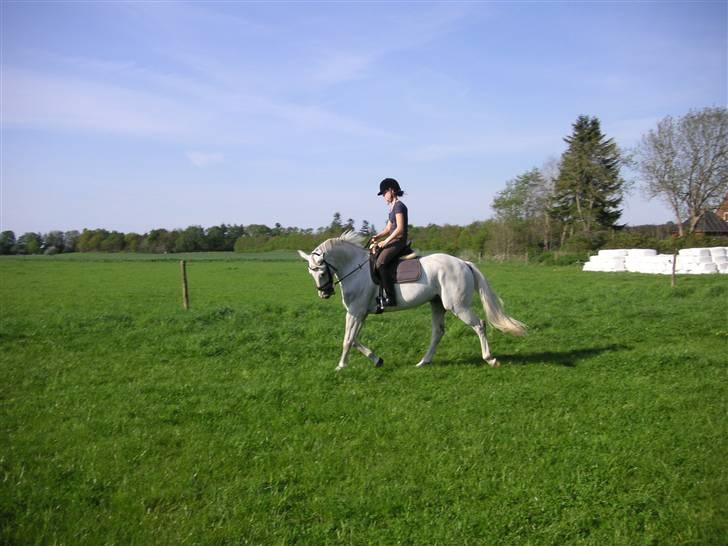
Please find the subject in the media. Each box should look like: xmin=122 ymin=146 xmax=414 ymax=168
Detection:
xmin=297 ymin=250 xmax=310 ymax=261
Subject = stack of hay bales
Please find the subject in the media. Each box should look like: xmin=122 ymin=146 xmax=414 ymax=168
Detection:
xmin=676 ymin=247 xmax=728 ymax=274
xmin=582 ymin=249 xmax=627 ymax=272
xmin=625 ymin=249 xmax=674 ymax=274
xmin=583 ymin=247 xmax=728 ymax=275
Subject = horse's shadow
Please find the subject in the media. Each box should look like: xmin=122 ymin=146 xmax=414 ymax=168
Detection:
xmin=437 ymin=344 xmax=629 ymax=368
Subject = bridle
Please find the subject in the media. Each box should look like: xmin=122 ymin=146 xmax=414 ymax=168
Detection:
xmin=310 ymin=251 xmax=369 ymax=296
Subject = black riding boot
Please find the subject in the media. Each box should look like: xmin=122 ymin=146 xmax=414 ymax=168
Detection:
xmin=377 ymin=268 xmax=397 ymax=313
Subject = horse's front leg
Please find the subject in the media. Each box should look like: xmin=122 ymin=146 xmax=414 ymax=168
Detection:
xmin=354 ymin=339 xmax=384 ymax=368
xmin=336 ymin=312 xmax=365 ymax=370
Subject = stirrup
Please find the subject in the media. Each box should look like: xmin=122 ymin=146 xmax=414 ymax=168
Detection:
xmin=375 ymin=294 xmax=395 ymax=313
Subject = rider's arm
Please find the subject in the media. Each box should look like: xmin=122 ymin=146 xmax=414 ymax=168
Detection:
xmin=372 ymin=221 xmax=392 ymax=241
xmin=379 ymin=213 xmax=404 ymax=247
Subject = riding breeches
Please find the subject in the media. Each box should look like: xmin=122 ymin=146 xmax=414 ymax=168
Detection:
xmin=375 ymin=239 xmax=407 ymax=296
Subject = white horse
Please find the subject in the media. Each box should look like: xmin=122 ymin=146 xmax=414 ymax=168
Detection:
xmin=298 ymin=231 xmax=526 ymax=370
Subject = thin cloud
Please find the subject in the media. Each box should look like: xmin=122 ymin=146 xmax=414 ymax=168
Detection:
xmin=2 ymin=67 xmax=191 ymax=137
xmin=187 ymin=151 xmax=224 ymax=168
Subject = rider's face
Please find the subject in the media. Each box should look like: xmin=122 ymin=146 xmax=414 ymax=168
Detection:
xmin=383 ymin=189 xmax=395 ymax=203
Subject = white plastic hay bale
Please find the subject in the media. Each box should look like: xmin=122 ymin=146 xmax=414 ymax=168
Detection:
xmin=674 ymin=256 xmax=697 ymax=273
xmin=598 ymin=249 xmax=628 ymax=258
xmin=648 ymin=255 xmax=674 ymax=275
xmin=583 ymin=256 xmax=626 ymax=272
xmin=625 ymin=257 xmax=656 ymax=273
xmin=628 ymin=255 xmax=670 ymax=272
xmin=697 ymin=263 xmax=718 ymax=274
xmin=627 ymin=249 xmax=657 ymax=257
xmin=594 ymin=260 xmax=625 ymax=272
xmin=679 ymin=248 xmax=711 ymax=258
xmin=583 ymin=247 xmax=724 ymax=274
xmin=603 ymin=258 xmax=627 ymax=271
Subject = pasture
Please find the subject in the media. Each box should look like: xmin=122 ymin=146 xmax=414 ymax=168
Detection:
xmin=1 ymin=253 xmax=726 ymax=544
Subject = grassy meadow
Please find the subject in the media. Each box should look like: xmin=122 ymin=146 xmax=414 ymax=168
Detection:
xmin=1 ymin=252 xmax=726 ymax=544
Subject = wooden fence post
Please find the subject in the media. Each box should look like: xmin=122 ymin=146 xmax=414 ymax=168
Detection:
xmin=181 ymin=260 xmax=190 ymax=309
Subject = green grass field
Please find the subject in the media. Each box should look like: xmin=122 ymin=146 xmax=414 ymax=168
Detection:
xmin=1 ymin=253 xmax=726 ymax=544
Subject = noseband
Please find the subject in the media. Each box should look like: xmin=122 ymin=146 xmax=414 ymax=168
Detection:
xmin=310 ymin=252 xmax=337 ymax=296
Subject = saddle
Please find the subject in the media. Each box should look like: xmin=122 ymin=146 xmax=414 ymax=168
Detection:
xmin=369 ymin=242 xmax=422 ymax=285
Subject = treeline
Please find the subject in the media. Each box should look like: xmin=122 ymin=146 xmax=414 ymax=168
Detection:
xmin=0 ymin=214 xmax=377 ymax=256
xmin=3 ymin=218 xmax=723 ymax=263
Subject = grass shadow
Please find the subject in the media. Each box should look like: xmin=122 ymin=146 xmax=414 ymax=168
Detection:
xmin=435 ymin=344 xmax=629 ymax=368
xmin=498 ymin=344 xmax=630 ymax=367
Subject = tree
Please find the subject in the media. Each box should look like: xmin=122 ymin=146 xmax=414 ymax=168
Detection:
xmin=100 ymin=231 xmax=125 ymax=252
xmin=327 ymin=212 xmax=343 ymax=236
xmin=205 ymin=225 xmax=228 ymax=251
xmin=359 ymin=220 xmax=375 ymax=237
xmin=633 ymin=107 xmax=728 ymax=235
xmin=175 ymin=226 xmax=206 ymax=252
xmin=142 ymin=229 xmax=175 ymax=253
xmin=245 ymin=224 xmax=272 ymax=238
xmin=77 ymin=229 xmax=110 ymax=252
xmin=64 ymin=231 xmax=80 ymax=253
xmin=491 ymin=167 xmax=555 ymax=254
xmin=44 ymin=231 xmax=66 ymax=253
xmin=552 ymin=116 xmax=625 ymax=244
xmin=0 ymin=231 xmax=16 ymax=254
xmin=124 ymin=233 xmax=142 ymax=252
xmin=16 ymin=232 xmax=42 ymax=254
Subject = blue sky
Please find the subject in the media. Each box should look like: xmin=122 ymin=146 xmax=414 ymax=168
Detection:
xmin=2 ymin=1 xmax=726 ymax=235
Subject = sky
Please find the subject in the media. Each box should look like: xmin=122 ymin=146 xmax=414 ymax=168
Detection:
xmin=1 ymin=1 xmax=726 ymax=235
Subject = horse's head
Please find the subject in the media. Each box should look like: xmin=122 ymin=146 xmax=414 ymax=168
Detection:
xmin=298 ymin=249 xmax=336 ymax=299
xmin=298 ymin=231 xmax=367 ymax=299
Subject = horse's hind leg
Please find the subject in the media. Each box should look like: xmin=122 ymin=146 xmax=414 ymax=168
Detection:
xmin=416 ymin=298 xmax=446 ymax=367
xmin=453 ymin=307 xmax=499 ymax=367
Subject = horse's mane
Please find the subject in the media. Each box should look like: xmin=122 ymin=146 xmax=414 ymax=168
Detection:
xmin=317 ymin=230 xmax=366 ymax=254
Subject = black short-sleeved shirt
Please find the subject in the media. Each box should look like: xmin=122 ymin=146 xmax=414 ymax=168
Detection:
xmin=388 ymin=200 xmax=408 ymax=242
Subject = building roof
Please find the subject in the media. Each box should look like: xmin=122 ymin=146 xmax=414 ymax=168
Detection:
xmin=683 ymin=210 xmax=728 ymax=234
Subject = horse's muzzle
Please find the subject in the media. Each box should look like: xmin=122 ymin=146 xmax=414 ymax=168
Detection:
xmin=319 ymin=290 xmax=334 ymax=299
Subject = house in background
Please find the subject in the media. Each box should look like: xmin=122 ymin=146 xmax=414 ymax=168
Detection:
xmin=684 ymin=194 xmax=728 ymax=236
xmin=718 ymin=194 xmax=728 ymax=223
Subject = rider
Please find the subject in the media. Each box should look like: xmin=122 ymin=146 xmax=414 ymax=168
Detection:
xmin=371 ymin=178 xmax=408 ymax=312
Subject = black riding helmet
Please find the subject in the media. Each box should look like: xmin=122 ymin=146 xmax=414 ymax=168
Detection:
xmin=377 ymin=178 xmax=404 ymax=196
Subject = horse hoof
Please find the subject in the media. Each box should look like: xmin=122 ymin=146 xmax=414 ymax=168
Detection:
xmin=375 ymin=357 xmax=384 ymax=368
xmin=487 ymin=358 xmax=499 ymax=368
xmin=415 ymin=361 xmax=429 ymax=368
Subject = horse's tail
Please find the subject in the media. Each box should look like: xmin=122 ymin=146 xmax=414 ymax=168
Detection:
xmin=467 ymin=262 xmax=527 ymax=337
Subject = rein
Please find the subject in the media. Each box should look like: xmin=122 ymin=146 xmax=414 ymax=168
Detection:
xmin=334 ymin=258 xmax=369 ymax=284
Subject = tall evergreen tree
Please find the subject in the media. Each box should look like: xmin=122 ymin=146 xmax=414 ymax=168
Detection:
xmin=358 ymin=220 xmax=372 ymax=237
xmin=552 ymin=116 xmax=625 ymax=242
